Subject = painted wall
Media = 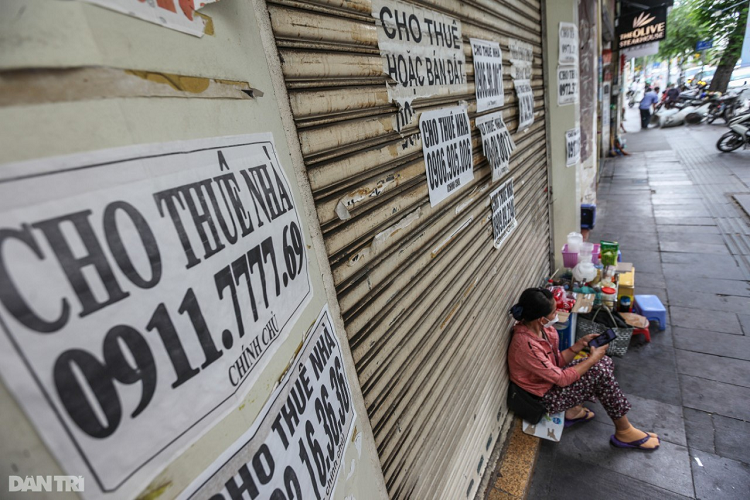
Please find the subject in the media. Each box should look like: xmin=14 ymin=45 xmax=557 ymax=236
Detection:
xmin=0 ymin=0 xmax=386 ymax=498
xmin=544 ymin=0 xmax=582 ymax=270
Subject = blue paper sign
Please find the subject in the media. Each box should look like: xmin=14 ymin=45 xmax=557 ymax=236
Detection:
xmin=696 ymin=40 xmax=713 ymax=51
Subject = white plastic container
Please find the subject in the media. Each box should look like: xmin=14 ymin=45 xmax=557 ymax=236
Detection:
xmin=567 ymin=232 xmax=583 ymax=253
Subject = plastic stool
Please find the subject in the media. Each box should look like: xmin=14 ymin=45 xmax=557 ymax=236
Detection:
xmin=632 ymin=326 xmax=651 ymax=343
xmin=633 ymin=295 xmax=666 ymax=331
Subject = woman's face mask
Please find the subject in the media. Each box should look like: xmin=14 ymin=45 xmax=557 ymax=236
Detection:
xmin=541 ymin=313 xmax=559 ymax=328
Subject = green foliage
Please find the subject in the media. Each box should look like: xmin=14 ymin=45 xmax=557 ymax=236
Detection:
xmin=657 ymin=1 xmax=706 ymax=62
xmin=656 ymin=0 xmax=748 ymax=65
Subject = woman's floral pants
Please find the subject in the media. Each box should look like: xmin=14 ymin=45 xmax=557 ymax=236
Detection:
xmin=540 ymin=356 xmax=632 ymax=420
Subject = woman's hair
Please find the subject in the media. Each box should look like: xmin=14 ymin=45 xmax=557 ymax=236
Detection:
xmin=509 ymin=288 xmax=554 ymax=322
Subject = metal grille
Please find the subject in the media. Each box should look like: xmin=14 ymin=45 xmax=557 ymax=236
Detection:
xmin=267 ymin=0 xmax=550 ymax=497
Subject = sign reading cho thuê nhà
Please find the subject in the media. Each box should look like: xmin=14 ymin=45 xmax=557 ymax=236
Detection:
xmin=179 ymin=305 xmax=356 ymax=500
xmin=419 ymin=106 xmax=474 ymax=206
xmin=0 ymin=134 xmax=311 ymax=499
xmin=616 ymin=7 xmax=667 ymax=50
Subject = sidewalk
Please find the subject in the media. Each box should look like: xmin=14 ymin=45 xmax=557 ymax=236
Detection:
xmin=526 ymin=108 xmax=750 ymax=499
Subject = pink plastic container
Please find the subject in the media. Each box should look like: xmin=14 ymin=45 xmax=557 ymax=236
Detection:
xmin=562 ymin=243 xmax=601 ymax=267
xmin=561 ymin=244 xmax=578 ymax=267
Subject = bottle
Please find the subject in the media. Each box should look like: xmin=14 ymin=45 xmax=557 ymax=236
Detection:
xmin=619 ymin=296 xmax=632 ymax=313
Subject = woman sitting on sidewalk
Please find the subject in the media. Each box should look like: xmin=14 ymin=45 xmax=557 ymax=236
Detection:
xmin=507 ymin=288 xmax=660 ymax=450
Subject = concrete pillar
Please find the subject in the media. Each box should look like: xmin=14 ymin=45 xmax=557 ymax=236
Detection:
xmin=543 ymin=0 xmax=581 ymax=270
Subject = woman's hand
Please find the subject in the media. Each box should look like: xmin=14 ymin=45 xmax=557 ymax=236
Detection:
xmin=588 ymin=343 xmax=608 ymax=362
xmin=574 ymin=334 xmax=599 ymax=352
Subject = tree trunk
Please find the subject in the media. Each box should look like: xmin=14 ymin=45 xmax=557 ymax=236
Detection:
xmin=709 ymin=6 xmax=749 ymax=93
xmin=710 ymin=64 xmax=736 ymax=93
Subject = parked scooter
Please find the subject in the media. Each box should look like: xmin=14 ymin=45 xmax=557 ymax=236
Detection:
xmin=707 ymin=93 xmax=740 ymax=124
xmin=716 ymin=111 xmax=750 ymax=152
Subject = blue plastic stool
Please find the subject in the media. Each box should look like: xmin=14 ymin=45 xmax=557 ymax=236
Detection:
xmin=634 ymin=295 xmax=667 ymax=331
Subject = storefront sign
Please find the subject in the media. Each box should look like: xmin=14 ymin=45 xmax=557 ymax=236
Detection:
xmin=565 ymin=128 xmax=581 ymax=167
xmin=514 ymin=79 xmax=535 ymax=131
xmin=470 ymin=38 xmax=504 ymax=112
xmin=490 ymin=179 xmax=517 ymax=250
xmin=372 ymin=0 xmax=466 ymax=130
xmin=559 ymin=22 xmax=578 ymax=65
xmin=0 ymin=134 xmax=311 ymax=499
xmin=476 ymin=112 xmax=516 ymax=181
xmin=616 ymin=7 xmax=667 ymax=50
xmin=557 ymin=65 xmax=579 ymax=106
xmin=419 ymin=106 xmax=474 ymax=206
xmin=179 ymin=305 xmax=355 ymax=500
xmin=82 ymin=0 xmax=217 ymax=37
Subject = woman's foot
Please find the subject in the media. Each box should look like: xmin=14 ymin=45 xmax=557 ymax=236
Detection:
xmin=564 ymin=406 xmax=595 ymax=428
xmin=611 ymin=425 xmax=660 ymax=450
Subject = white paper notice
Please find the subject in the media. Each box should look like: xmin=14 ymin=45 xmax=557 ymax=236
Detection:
xmin=490 ymin=179 xmax=517 ymax=250
xmin=514 ymin=79 xmax=535 ymax=132
xmin=179 ymin=305 xmax=355 ymax=500
xmin=82 ymin=0 xmax=218 ymax=37
xmin=372 ymin=0 xmax=467 ymax=130
xmin=508 ymin=38 xmax=534 ymax=81
xmin=470 ymin=38 xmax=504 ymax=112
xmin=0 ymin=134 xmax=312 ymax=499
xmin=559 ymin=22 xmax=579 ymax=65
xmin=476 ymin=112 xmax=516 ymax=181
xmin=566 ymin=128 xmax=581 ymax=166
xmin=419 ymin=106 xmax=474 ymax=206
xmin=557 ymin=65 xmax=579 ymax=106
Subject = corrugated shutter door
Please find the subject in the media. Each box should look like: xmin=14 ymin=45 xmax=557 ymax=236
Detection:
xmin=267 ymin=1 xmax=550 ymax=498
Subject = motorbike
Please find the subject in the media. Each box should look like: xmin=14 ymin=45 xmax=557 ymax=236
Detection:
xmin=716 ymin=111 xmax=750 ymax=152
xmin=627 ymin=90 xmax=637 ymax=108
xmin=707 ymin=93 xmax=739 ymax=124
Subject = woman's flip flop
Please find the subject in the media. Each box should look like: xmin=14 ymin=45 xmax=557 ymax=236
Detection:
xmin=609 ymin=433 xmax=660 ymax=450
xmin=564 ymin=408 xmax=595 ymax=428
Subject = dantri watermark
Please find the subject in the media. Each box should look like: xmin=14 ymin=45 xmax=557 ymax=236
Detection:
xmin=9 ymin=476 xmax=84 ymax=493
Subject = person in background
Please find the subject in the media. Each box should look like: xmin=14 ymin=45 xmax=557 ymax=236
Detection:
xmin=507 ymin=288 xmax=660 ymax=450
xmin=639 ymin=86 xmax=659 ymax=129
xmin=665 ymin=83 xmax=680 ymax=109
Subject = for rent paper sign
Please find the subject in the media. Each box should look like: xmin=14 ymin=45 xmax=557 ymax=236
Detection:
xmin=419 ymin=106 xmax=474 ymax=206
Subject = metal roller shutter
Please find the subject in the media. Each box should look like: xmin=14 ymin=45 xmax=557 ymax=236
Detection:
xmin=266 ymin=0 xmax=550 ymax=497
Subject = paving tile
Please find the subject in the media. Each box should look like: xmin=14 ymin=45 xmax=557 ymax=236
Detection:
xmin=666 ymin=277 xmax=750 ymax=298
xmin=658 ymin=224 xmax=721 ymax=234
xmin=635 ymin=271 xmax=667 ymax=289
xmin=691 ymin=451 xmax=750 ymax=500
xmin=713 ymin=414 xmax=750 ymax=465
xmin=656 ymin=217 xmax=717 ymax=226
xmin=680 ymin=374 xmax=750 ymax=421
xmin=658 ymin=231 xmax=727 ymax=245
xmin=660 ymin=241 xmax=731 ymax=255
xmin=530 ymin=453 xmax=693 ymax=500
xmin=661 ymin=252 xmax=740 ymax=267
xmin=737 ymin=314 xmax=750 ymax=335
xmin=554 ymin=419 xmax=694 ymax=497
xmin=654 ymin=209 xmax=713 ymax=218
xmin=673 ymin=327 xmax=750 ymax=361
xmin=667 ymin=289 xmax=750 ymax=315
xmin=650 ymin=180 xmax=695 ymax=186
xmin=615 ymin=336 xmax=677 ymax=373
xmin=669 ymin=306 xmax=742 ymax=335
xmin=663 ymin=263 xmax=748 ymax=281
xmin=684 ymin=407 xmax=716 ymax=454
xmin=675 ymin=349 xmax=750 ymax=388
xmin=526 ymin=441 xmax=556 ymax=500
xmin=614 ymin=364 xmax=683 ymax=407
xmin=587 ymin=393 xmax=686 ymax=447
